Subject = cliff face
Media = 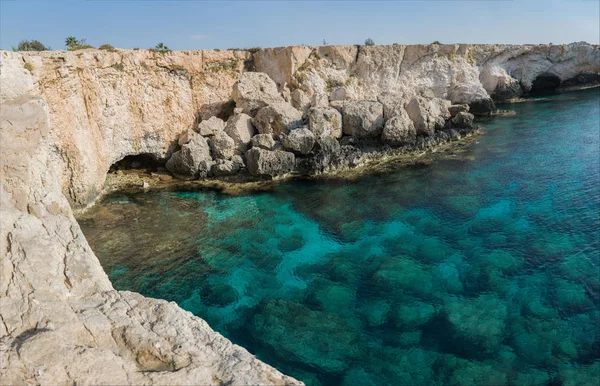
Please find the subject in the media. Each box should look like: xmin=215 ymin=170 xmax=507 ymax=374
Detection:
xmin=0 ymin=43 xmax=598 ymax=385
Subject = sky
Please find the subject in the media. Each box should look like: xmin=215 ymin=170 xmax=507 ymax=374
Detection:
xmin=1 ymin=0 xmax=599 ymax=51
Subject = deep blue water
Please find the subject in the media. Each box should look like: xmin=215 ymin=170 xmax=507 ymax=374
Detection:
xmin=80 ymin=89 xmax=600 ymax=385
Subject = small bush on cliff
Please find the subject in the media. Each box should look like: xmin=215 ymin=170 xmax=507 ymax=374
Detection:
xmin=99 ymin=44 xmax=117 ymax=52
xmin=65 ymin=36 xmax=94 ymax=51
xmin=24 ymin=63 xmax=34 ymax=72
xmin=432 ymin=41 xmax=441 ymax=45
xmin=365 ymin=38 xmax=375 ymax=46
xmin=15 ymin=40 xmax=49 ymax=51
xmin=151 ymin=42 xmax=171 ymax=52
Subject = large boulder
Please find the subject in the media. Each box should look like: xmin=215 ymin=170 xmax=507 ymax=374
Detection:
xmin=469 ymin=98 xmax=496 ymax=116
xmin=451 ymin=112 xmax=475 ymax=128
xmin=224 ymin=113 xmax=256 ymax=154
xmin=381 ymin=110 xmax=417 ymax=146
xmin=166 ymin=135 xmax=213 ymax=178
xmin=251 ymin=133 xmax=279 ymax=150
xmin=378 ymin=92 xmax=407 ymax=120
xmin=245 ymin=148 xmax=295 ymax=177
xmin=405 ymin=96 xmax=451 ymax=136
xmin=308 ymin=107 xmax=342 ymax=139
xmin=342 ymin=100 xmax=385 ymax=138
xmin=198 ymin=116 xmax=225 ymax=137
xmin=281 ymin=127 xmax=315 ymax=155
xmin=448 ymin=104 xmax=470 ymax=117
xmin=253 ymin=102 xmax=303 ymax=136
xmin=208 ymin=131 xmax=235 ymax=160
xmin=290 ymin=89 xmax=311 ymax=116
xmin=211 ymin=157 xmax=243 ymax=176
xmin=231 ymin=72 xmax=284 ymax=115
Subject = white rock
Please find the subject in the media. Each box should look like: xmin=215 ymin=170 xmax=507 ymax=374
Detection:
xmin=381 ymin=109 xmax=417 ymax=146
xmin=231 ymin=72 xmax=284 ymax=115
xmin=308 ymin=107 xmax=342 ymax=139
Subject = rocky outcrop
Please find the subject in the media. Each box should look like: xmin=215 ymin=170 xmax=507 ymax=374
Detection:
xmin=231 ymin=72 xmax=284 ymax=115
xmin=405 ymin=96 xmax=451 ymax=136
xmin=341 ymin=100 xmax=385 ymax=138
xmin=166 ymin=133 xmax=213 ymax=178
xmin=281 ymin=127 xmax=316 ymax=155
xmin=0 ymin=42 xmax=597 ymax=384
xmin=245 ymin=148 xmax=295 ymax=177
xmin=253 ymin=102 xmax=304 ymax=135
xmin=381 ymin=110 xmax=417 ymax=146
xmin=308 ymin=107 xmax=343 ymax=139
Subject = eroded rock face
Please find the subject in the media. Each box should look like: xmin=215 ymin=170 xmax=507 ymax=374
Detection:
xmin=225 ymin=113 xmax=256 ymax=154
xmin=281 ymin=127 xmax=316 ymax=155
xmin=245 ymin=147 xmax=295 ymax=177
xmin=231 ymin=72 xmax=284 ymax=115
xmin=198 ymin=116 xmax=226 ymax=136
xmin=0 ymin=77 xmax=300 ymax=385
xmin=405 ymin=96 xmax=451 ymax=136
xmin=342 ymin=100 xmax=385 ymax=138
xmin=251 ymin=133 xmax=279 ymax=150
xmin=166 ymin=135 xmax=213 ymax=178
xmin=381 ymin=110 xmax=417 ymax=146
xmin=448 ymin=104 xmax=470 ymax=116
xmin=308 ymin=107 xmax=343 ymax=139
xmin=209 ymin=131 xmax=235 ymax=160
xmin=253 ymin=102 xmax=303 ymax=136
xmin=451 ymin=112 xmax=475 ymax=128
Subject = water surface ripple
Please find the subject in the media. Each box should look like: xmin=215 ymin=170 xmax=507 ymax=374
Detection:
xmin=80 ymin=89 xmax=600 ymax=386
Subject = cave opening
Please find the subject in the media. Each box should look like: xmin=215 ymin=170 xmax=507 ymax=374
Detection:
xmin=529 ymin=73 xmax=561 ymax=95
xmin=109 ymin=153 xmax=163 ymax=172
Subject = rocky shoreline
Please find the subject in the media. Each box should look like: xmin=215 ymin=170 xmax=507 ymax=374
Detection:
xmin=1 ymin=43 xmax=598 ymax=385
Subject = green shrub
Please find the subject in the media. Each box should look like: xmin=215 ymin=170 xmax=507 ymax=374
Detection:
xmin=432 ymin=41 xmax=441 ymax=45
xmin=24 ymin=63 xmax=34 ymax=72
xmin=152 ymin=42 xmax=171 ymax=52
xmin=247 ymin=47 xmax=261 ymax=54
xmin=99 ymin=44 xmax=116 ymax=52
xmin=16 ymin=40 xmax=49 ymax=51
xmin=364 ymin=38 xmax=375 ymax=46
xmin=65 ymin=36 xmax=94 ymax=51
xmin=111 ymin=63 xmax=125 ymax=71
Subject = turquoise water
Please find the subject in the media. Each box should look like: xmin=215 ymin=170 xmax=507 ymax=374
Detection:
xmin=80 ymin=89 xmax=600 ymax=385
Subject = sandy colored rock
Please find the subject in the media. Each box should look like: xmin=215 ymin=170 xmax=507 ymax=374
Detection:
xmin=253 ymin=102 xmax=303 ymax=136
xmin=308 ymin=106 xmax=343 ymax=139
xmin=251 ymin=133 xmax=279 ymax=150
xmin=231 ymin=72 xmax=284 ymax=115
xmin=342 ymin=100 xmax=385 ymax=138
xmin=281 ymin=127 xmax=316 ymax=155
xmin=224 ymin=113 xmax=256 ymax=154
xmin=209 ymin=131 xmax=235 ymax=160
xmin=198 ymin=116 xmax=226 ymax=136
xmin=405 ymin=96 xmax=451 ymax=136
xmin=381 ymin=109 xmax=417 ymax=146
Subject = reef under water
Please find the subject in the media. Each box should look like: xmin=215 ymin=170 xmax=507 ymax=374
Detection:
xmin=79 ymin=88 xmax=600 ymax=386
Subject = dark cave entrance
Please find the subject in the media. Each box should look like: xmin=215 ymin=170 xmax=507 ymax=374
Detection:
xmin=528 ymin=73 xmax=561 ymax=95
xmin=109 ymin=154 xmax=163 ymax=172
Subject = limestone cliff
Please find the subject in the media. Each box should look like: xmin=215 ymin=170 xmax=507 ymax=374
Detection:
xmin=0 ymin=43 xmax=598 ymax=385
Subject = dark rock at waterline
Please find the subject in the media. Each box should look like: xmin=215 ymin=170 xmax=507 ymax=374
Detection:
xmin=451 ymin=112 xmax=475 ymax=129
xmin=559 ymin=73 xmax=600 ymax=90
xmin=165 ymin=135 xmax=213 ymax=178
xmin=245 ymin=147 xmax=295 ymax=177
xmin=468 ymin=98 xmax=496 ymax=116
xmin=491 ymin=81 xmax=523 ymax=101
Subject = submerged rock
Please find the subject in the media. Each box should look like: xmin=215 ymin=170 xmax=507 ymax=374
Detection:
xmin=250 ymin=299 xmax=360 ymax=373
xmin=245 ymin=147 xmax=295 ymax=177
xmin=342 ymin=100 xmax=385 ymax=138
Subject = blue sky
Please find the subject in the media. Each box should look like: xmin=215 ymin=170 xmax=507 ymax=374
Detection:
xmin=1 ymin=0 xmax=598 ymax=50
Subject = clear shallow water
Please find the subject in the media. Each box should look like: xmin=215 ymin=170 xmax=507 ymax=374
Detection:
xmin=80 ymin=89 xmax=600 ymax=385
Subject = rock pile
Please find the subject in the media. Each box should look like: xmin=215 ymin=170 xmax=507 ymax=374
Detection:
xmin=165 ymin=72 xmax=477 ymax=179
